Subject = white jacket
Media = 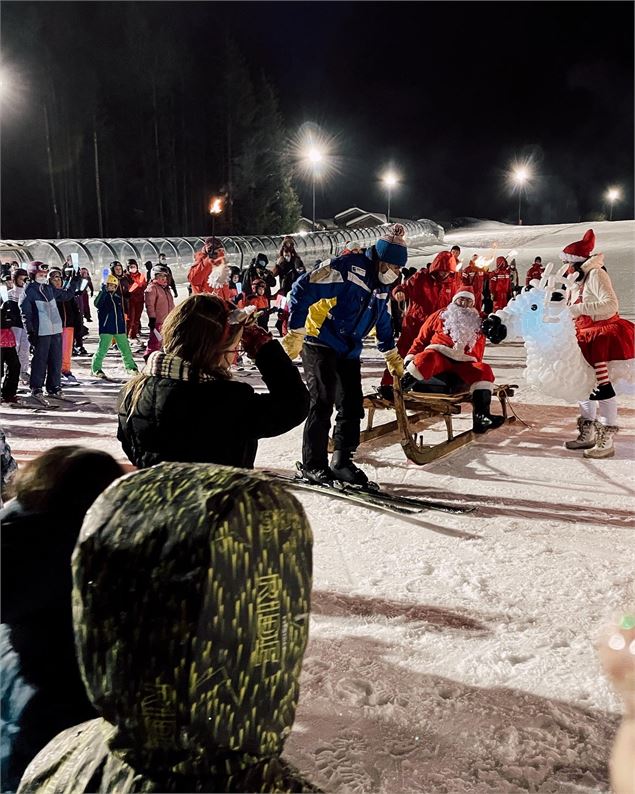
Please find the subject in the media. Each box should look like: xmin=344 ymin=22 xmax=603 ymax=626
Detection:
xmin=569 ymin=253 xmax=619 ymax=322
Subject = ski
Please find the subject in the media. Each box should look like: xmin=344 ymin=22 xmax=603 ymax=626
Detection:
xmin=263 ymin=471 xmax=420 ymax=517
xmin=263 ymin=466 xmax=475 ymax=516
xmin=45 ymin=395 xmax=92 ymax=406
xmin=7 ymin=398 xmax=60 ymax=411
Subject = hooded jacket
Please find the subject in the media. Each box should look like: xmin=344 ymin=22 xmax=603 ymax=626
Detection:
xmin=94 ymin=287 xmax=126 ymax=336
xmin=18 ymin=464 xmax=317 ymax=793
xmin=144 ymin=280 xmax=175 ymax=325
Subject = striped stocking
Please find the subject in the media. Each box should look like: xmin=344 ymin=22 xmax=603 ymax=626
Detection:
xmin=594 ymin=362 xmax=610 ymax=386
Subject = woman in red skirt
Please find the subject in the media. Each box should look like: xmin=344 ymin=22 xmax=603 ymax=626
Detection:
xmin=563 ymin=229 xmax=635 ymax=459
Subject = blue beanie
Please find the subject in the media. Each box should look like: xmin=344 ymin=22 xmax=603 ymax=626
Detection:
xmin=375 ymin=223 xmax=408 ymax=267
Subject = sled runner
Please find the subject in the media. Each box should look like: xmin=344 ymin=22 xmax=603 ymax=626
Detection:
xmin=331 ymin=376 xmax=517 ymax=465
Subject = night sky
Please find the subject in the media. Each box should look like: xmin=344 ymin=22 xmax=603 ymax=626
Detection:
xmin=2 ymin=1 xmax=633 ymax=236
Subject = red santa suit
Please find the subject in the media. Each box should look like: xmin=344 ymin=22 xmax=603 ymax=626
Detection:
xmin=380 ymin=250 xmax=458 ymax=388
xmin=457 ymin=257 xmax=486 ymax=314
xmin=488 ymin=256 xmax=512 ymax=312
xmin=405 ymin=289 xmax=495 ymax=391
xmin=525 ymin=261 xmax=544 ymax=287
xmin=187 ymin=242 xmax=226 ymax=295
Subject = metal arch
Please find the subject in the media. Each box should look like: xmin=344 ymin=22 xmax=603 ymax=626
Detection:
xmin=106 ymin=238 xmax=141 ymax=263
xmin=172 ymin=237 xmax=196 ymax=258
xmin=122 ymin=239 xmax=142 ymax=261
xmin=142 ymin=239 xmax=161 ymax=258
xmin=153 ymin=238 xmax=179 ymax=258
xmin=56 ymin=239 xmax=96 ymax=267
xmin=34 ymin=239 xmax=66 ymax=265
xmin=83 ymin=239 xmax=119 ymax=266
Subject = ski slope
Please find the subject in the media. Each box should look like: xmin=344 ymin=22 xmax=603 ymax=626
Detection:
xmin=2 ymin=220 xmax=634 ymax=792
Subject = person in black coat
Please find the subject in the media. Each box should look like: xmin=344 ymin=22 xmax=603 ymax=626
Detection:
xmin=117 ymin=294 xmax=310 ymax=470
xmin=0 ymin=446 xmax=124 ymax=792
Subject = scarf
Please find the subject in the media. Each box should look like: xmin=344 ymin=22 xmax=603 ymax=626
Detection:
xmin=144 ymin=351 xmax=216 ymax=382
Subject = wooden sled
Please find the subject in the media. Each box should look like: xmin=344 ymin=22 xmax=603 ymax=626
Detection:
xmin=327 ymin=376 xmax=517 ymax=464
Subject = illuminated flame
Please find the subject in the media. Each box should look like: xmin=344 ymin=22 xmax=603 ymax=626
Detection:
xmin=209 ymin=197 xmax=223 ymax=215
xmin=474 ymin=256 xmax=494 ymax=271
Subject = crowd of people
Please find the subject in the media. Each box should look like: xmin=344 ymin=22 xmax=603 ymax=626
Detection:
xmin=0 ymin=226 xmax=634 ymax=792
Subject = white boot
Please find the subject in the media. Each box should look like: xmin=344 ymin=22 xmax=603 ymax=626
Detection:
xmin=583 ymin=422 xmax=618 ymax=459
xmin=565 ymin=417 xmax=596 ymax=450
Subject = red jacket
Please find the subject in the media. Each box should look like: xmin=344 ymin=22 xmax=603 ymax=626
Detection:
xmin=489 ymin=258 xmax=512 ymax=311
xmin=127 ymin=271 xmax=147 ymax=304
xmin=457 ymin=265 xmax=486 ymax=314
xmin=408 ymin=308 xmax=486 ymax=362
xmin=401 ymin=269 xmax=457 ymax=327
xmin=246 ymin=294 xmax=270 ymax=311
xmin=525 ymin=263 xmax=544 ymax=286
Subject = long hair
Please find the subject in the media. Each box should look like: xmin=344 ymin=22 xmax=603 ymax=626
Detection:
xmin=120 ymin=295 xmax=241 ymax=414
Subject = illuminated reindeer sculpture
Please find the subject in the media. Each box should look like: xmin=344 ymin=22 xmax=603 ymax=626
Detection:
xmin=491 ymin=262 xmax=634 ymax=402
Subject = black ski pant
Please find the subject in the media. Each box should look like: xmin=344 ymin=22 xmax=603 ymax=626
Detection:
xmin=1 ymin=347 xmax=20 ymax=399
xmin=301 ymin=343 xmax=364 ymax=470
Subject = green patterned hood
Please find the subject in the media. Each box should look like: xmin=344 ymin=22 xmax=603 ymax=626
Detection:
xmin=72 ymin=463 xmax=312 ymax=779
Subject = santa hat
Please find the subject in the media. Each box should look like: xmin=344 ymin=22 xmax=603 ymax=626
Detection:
xmin=452 ymin=287 xmax=475 ymax=304
xmin=429 ymin=250 xmax=457 ymax=273
xmin=375 ymin=223 xmax=408 ymax=267
xmin=560 ymin=229 xmax=595 ymax=263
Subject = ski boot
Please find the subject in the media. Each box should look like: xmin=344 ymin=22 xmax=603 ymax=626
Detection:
xmin=589 ymin=382 xmax=616 ymax=400
xmin=330 ymin=449 xmax=369 ymax=487
xmin=472 ymin=389 xmax=505 ymax=434
xmin=299 ymin=464 xmax=334 ymax=486
xmin=583 ymin=422 xmax=618 ymax=459
xmin=565 ymin=417 xmax=596 ymax=450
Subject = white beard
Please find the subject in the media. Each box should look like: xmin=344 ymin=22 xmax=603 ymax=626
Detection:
xmin=441 ymin=303 xmax=481 ymax=351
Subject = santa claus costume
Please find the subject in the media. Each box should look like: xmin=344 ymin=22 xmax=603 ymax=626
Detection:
xmin=187 ymin=238 xmax=226 ymax=295
xmin=401 ymin=288 xmax=505 ymax=433
xmin=379 ymin=250 xmax=458 ymax=390
xmin=563 ymin=229 xmax=635 ymax=459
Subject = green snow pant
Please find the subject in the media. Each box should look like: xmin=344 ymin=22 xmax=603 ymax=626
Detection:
xmin=92 ymin=333 xmax=137 ymax=373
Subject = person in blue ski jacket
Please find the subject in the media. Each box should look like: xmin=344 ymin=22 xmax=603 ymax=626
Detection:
xmin=20 ymin=262 xmax=81 ymax=400
xmin=281 ymin=223 xmax=408 ymax=486
xmin=91 ymin=276 xmax=138 ymax=378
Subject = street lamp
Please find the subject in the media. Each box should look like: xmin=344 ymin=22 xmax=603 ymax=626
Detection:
xmin=382 ymin=172 xmax=398 ymax=223
xmin=606 ymin=187 xmax=621 ymax=221
xmin=209 ymin=196 xmax=224 ymax=241
xmin=304 ymin=146 xmax=323 ymax=231
xmin=511 ymin=166 xmax=531 ymax=225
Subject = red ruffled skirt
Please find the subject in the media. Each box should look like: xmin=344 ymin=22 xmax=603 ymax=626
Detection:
xmin=575 ymin=314 xmax=635 ymax=366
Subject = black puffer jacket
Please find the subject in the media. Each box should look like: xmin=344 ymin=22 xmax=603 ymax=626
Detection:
xmin=117 ymin=340 xmax=309 ymax=469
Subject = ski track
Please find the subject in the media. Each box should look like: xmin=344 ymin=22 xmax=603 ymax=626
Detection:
xmin=2 ymin=221 xmax=634 ymax=793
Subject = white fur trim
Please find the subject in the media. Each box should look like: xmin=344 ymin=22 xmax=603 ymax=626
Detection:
xmin=452 ymin=290 xmax=475 ymax=303
xmin=469 ymin=380 xmax=495 ymax=393
xmin=404 ymin=354 xmax=414 ymax=365
xmin=559 ymin=252 xmax=586 ymax=263
xmin=426 ymin=343 xmax=477 ymax=362
xmin=209 ymin=263 xmax=230 ymax=288
xmin=406 ymin=361 xmax=424 ymax=381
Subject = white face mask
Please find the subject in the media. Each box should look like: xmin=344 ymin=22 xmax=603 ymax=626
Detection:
xmin=378 ymin=268 xmax=399 ymax=285
xmin=35 ymin=275 xmax=48 ymax=284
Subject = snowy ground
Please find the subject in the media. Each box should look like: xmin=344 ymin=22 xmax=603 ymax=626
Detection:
xmin=2 ymin=220 xmax=634 ymax=793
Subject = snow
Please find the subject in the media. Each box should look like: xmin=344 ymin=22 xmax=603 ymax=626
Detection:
xmin=3 ymin=220 xmax=634 ymax=792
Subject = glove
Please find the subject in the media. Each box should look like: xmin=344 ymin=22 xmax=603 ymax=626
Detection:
xmin=481 ymin=314 xmax=506 ymax=343
xmin=550 ymin=291 xmax=565 ymax=302
xmin=148 ymin=317 xmax=156 ymax=331
xmin=28 ymin=330 xmax=38 ymax=347
xmin=241 ymin=323 xmax=273 ymax=359
xmin=280 ymin=328 xmax=305 ymax=360
xmin=383 ymin=348 xmax=405 ymax=378
xmin=400 ymin=372 xmax=419 ymax=393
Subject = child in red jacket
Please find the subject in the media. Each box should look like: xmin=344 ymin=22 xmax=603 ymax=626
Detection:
xmin=246 ymin=279 xmax=271 ymax=330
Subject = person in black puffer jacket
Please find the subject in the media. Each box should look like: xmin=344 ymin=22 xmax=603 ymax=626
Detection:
xmin=0 ymin=446 xmax=124 ymax=792
xmin=117 ymin=294 xmax=309 ymax=470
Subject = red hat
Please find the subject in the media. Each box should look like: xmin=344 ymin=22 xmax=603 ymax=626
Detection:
xmin=452 ymin=287 xmax=475 ymax=304
xmin=496 ymin=256 xmax=508 ymax=269
xmin=429 ymin=250 xmax=457 ymax=273
xmin=560 ymin=229 xmax=595 ymax=263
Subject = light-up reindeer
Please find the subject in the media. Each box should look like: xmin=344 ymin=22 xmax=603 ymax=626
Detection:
xmin=490 ymin=262 xmax=598 ymax=402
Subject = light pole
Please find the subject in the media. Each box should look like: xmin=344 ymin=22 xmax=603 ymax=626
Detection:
xmin=306 ymin=147 xmax=323 ymax=231
xmin=606 ymin=187 xmax=621 ymax=221
xmin=382 ymin=172 xmax=398 ymax=223
xmin=511 ymin=166 xmax=530 ymax=225
xmin=209 ymin=196 xmax=224 ymax=241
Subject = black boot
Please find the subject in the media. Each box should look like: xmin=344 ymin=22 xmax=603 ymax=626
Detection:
xmin=300 ymin=464 xmax=334 ymax=486
xmin=472 ymin=389 xmax=505 ymax=434
xmin=330 ymin=449 xmax=369 ymax=486
xmin=589 ymin=382 xmax=616 ymax=400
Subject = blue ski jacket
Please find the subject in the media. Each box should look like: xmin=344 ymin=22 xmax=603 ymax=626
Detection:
xmin=287 ymin=251 xmax=395 ymax=359
xmin=94 ymin=287 xmax=126 ymax=336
